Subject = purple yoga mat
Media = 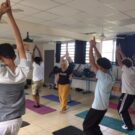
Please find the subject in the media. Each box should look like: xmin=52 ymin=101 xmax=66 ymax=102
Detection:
xmin=25 ymin=99 xmax=56 ymax=114
xmin=109 ymin=101 xmax=135 ymax=115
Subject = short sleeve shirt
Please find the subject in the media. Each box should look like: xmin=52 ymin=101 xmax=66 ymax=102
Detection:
xmin=121 ymin=65 xmax=135 ymax=95
xmin=92 ymin=70 xmax=113 ymax=110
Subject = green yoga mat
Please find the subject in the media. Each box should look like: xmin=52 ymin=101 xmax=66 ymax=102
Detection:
xmin=76 ymin=110 xmax=135 ymax=135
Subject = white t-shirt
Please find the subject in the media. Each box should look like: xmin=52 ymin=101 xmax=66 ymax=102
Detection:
xmin=32 ymin=62 xmax=44 ymax=82
xmin=92 ymin=70 xmax=113 ymax=110
xmin=121 ymin=65 xmax=135 ymax=95
xmin=0 ymin=59 xmax=29 ymax=84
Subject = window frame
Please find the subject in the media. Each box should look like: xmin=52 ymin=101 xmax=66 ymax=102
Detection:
xmin=60 ymin=41 xmax=75 ymax=62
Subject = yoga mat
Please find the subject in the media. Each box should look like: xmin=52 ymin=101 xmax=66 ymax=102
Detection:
xmin=109 ymin=101 xmax=135 ymax=115
xmin=25 ymin=99 xmax=56 ymax=114
xmin=42 ymin=94 xmax=81 ymax=106
xmin=21 ymin=121 xmax=30 ymax=128
xmin=76 ymin=110 xmax=135 ymax=135
xmin=53 ymin=125 xmax=83 ymax=135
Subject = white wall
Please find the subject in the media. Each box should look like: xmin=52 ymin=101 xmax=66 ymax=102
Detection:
xmin=41 ymin=42 xmax=122 ymax=92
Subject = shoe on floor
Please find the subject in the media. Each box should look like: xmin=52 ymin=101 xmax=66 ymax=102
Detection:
xmin=33 ymin=105 xmax=41 ymax=108
xmin=122 ymin=124 xmax=128 ymax=130
xmin=67 ymin=100 xmax=72 ymax=103
xmin=122 ymin=124 xmax=134 ymax=131
xmin=60 ymin=108 xmax=67 ymax=113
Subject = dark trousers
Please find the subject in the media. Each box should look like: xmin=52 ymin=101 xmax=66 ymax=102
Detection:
xmin=83 ymin=108 xmax=107 ymax=135
xmin=117 ymin=93 xmax=135 ymax=130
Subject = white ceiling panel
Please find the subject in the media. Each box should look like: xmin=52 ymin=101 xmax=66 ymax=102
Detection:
xmin=36 ymin=34 xmax=72 ymax=42
xmin=12 ymin=0 xmax=23 ymax=2
xmin=127 ymin=24 xmax=135 ymax=30
xmin=97 ymin=0 xmax=125 ymax=4
xmin=118 ymin=18 xmax=135 ymax=27
xmin=40 ymin=21 xmax=68 ymax=29
xmin=48 ymin=5 xmax=80 ymax=16
xmin=67 ymin=0 xmax=114 ymax=17
xmin=125 ymin=9 xmax=135 ymax=18
xmin=13 ymin=4 xmax=40 ymax=15
xmin=53 ymin=17 xmax=81 ymax=25
xmin=19 ymin=0 xmax=59 ymax=10
xmin=0 ymin=24 xmax=10 ymax=33
xmin=0 ymin=0 xmax=135 ymax=42
xmin=106 ymin=12 xmax=130 ymax=22
xmin=11 ymin=4 xmax=40 ymax=20
xmin=104 ymin=0 xmax=135 ymax=11
xmin=51 ymin=0 xmax=75 ymax=4
xmin=32 ymin=12 xmax=59 ymax=21
xmin=21 ymin=16 xmax=44 ymax=24
xmin=117 ymin=26 xmax=133 ymax=34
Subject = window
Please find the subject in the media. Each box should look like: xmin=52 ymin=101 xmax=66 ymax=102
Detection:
xmin=85 ymin=42 xmax=90 ymax=63
xmin=102 ymin=40 xmax=116 ymax=62
xmin=85 ymin=40 xmax=116 ymax=63
xmin=60 ymin=42 xmax=75 ymax=61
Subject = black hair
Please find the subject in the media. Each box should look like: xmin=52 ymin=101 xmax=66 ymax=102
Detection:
xmin=97 ymin=57 xmax=112 ymax=70
xmin=0 ymin=43 xmax=16 ymax=59
xmin=122 ymin=58 xmax=133 ymax=68
xmin=34 ymin=57 xmax=42 ymax=65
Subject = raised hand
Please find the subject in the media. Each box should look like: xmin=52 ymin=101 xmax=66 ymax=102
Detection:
xmin=66 ymin=51 xmax=69 ymax=58
xmin=89 ymin=37 xmax=96 ymax=48
xmin=0 ymin=0 xmax=11 ymax=16
xmin=116 ymin=45 xmax=121 ymax=53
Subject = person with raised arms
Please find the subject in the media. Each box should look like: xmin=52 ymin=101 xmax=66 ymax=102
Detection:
xmin=116 ymin=46 xmax=135 ymax=131
xmin=0 ymin=0 xmax=29 ymax=134
xmin=83 ymin=37 xmax=113 ymax=135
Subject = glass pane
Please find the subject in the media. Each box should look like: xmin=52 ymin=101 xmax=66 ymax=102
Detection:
xmin=102 ymin=53 xmax=113 ymax=61
xmin=102 ymin=40 xmax=113 ymax=52
xmin=60 ymin=42 xmax=75 ymax=62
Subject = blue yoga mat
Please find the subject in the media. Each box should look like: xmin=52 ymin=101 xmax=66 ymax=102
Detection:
xmin=76 ymin=110 xmax=135 ymax=135
xmin=42 ymin=94 xmax=81 ymax=106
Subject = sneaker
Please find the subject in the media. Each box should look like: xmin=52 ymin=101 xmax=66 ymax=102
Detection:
xmin=33 ymin=105 xmax=41 ymax=108
xmin=122 ymin=124 xmax=128 ymax=130
xmin=60 ymin=108 xmax=67 ymax=113
xmin=67 ymin=100 xmax=72 ymax=103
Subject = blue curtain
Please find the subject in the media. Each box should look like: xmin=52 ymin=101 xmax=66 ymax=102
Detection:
xmin=74 ymin=40 xmax=86 ymax=64
xmin=117 ymin=35 xmax=135 ymax=58
xmin=56 ymin=41 xmax=61 ymax=63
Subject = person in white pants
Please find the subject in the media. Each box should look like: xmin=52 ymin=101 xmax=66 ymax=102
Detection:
xmin=0 ymin=118 xmax=22 ymax=135
xmin=0 ymin=0 xmax=29 ymax=135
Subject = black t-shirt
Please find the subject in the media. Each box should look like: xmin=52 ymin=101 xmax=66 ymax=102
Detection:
xmin=58 ymin=67 xmax=72 ymax=85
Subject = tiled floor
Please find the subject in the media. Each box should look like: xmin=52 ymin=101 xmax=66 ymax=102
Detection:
xmin=19 ymin=86 xmax=135 ymax=135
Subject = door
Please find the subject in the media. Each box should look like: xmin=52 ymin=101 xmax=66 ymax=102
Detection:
xmin=44 ymin=50 xmax=54 ymax=85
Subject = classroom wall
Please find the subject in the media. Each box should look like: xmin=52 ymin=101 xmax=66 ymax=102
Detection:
xmin=42 ymin=42 xmax=122 ymax=92
xmin=0 ymin=40 xmax=122 ymax=91
xmin=34 ymin=42 xmax=122 ymax=92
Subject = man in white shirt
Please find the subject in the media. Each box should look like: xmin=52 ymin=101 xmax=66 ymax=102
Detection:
xmin=32 ymin=46 xmax=44 ymax=108
xmin=116 ymin=47 xmax=135 ymax=130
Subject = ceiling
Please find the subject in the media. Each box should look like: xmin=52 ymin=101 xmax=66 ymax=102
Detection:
xmin=0 ymin=0 xmax=135 ymax=42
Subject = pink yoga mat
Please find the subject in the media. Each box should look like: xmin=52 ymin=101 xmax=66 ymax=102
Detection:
xmin=25 ymin=99 xmax=56 ymax=114
xmin=109 ymin=101 xmax=135 ymax=114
